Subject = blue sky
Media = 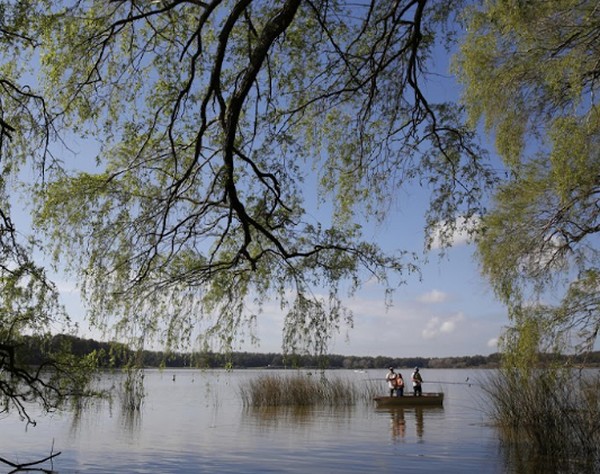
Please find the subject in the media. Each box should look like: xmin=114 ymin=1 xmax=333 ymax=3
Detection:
xmin=229 ymin=192 xmax=508 ymax=358
xmin=11 ymin=11 xmax=510 ymax=359
xmin=231 ymin=250 xmax=508 ymax=358
xmin=48 ymin=195 xmax=507 ymax=359
xmin=27 ymin=113 xmax=507 ymax=359
xmin=41 ymin=145 xmax=507 ymax=359
xmin=13 ymin=4 xmax=597 ymax=361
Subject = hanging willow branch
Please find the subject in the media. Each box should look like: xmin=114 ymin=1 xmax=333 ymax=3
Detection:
xmin=0 ymin=448 xmax=61 ymax=473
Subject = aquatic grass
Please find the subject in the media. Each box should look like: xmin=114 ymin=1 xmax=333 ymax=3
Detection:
xmin=240 ymin=373 xmax=378 ymax=407
xmin=482 ymin=368 xmax=600 ymax=469
xmin=118 ymin=369 xmax=146 ymax=412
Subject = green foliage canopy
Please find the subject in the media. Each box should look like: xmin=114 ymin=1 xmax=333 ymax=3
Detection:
xmin=455 ymin=0 xmax=600 ymax=357
xmin=11 ymin=0 xmax=493 ymax=355
xmin=0 ymin=0 xmax=99 ymax=424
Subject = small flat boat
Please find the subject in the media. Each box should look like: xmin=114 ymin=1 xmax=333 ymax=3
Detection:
xmin=374 ymin=392 xmax=444 ymax=407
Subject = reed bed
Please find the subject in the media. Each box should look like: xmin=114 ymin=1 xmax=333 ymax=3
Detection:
xmin=119 ymin=369 xmax=146 ymax=412
xmin=240 ymin=373 xmax=379 ymax=407
xmin=482 ymin=368 xmax=600 ymax=470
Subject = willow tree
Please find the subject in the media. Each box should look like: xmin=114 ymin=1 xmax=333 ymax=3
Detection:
xmin=455 ymin=0 xmax=600 ymax=361
xmin=29 ymin=0 xmax=491 ymax=355
xmin=0 ymin=1 xmax=98 ymax=426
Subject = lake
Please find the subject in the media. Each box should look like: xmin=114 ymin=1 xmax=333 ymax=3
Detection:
xmin=1 ymin=368 xmax=517 ymax=473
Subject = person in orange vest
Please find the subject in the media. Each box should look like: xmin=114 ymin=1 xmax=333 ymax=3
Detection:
xmin=386 ymin=367 xmax=404 ymax=397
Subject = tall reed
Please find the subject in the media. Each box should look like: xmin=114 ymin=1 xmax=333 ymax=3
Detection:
xmin=240 ymin=373 xmax=378 ymax=407
xmin=119 ymin=368 xmax=146 ymax=412
xmin=482 ymin=368 xmax=600 ymax=470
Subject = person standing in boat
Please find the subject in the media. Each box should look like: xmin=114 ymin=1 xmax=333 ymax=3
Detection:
xmin=395 ymin=371 xmax=404 ymax=396
xmin=411 ymin=367 xmax=423 ymax=396
xmin=386 ymin=367 xmax=401 ymax=397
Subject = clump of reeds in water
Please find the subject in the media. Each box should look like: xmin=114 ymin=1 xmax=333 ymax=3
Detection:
xmin=482 ymin=368 xmax=600 ymax=471
xmin=119 ymin=369 xmax=146 ymax=412
xmin=240 ymin=373 xmax=378 ymax=407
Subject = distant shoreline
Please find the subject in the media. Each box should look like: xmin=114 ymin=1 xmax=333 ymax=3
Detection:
xmin=20 ymin=334 xmax=600 ymax=369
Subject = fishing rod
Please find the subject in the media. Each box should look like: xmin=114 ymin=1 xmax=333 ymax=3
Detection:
xmin=422 ymin=378 xmax=477 ymax=386
xmin=364 ymin=377 xmax=477 ymax=386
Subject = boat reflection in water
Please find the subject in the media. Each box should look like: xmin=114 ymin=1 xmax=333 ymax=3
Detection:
xmin=375 ymin=392 xmax=444 ymax=443
xmin=389 ymin=407 xmax=406 ymax=440
xmin=378 ymin=405 xmax=443 ymax=443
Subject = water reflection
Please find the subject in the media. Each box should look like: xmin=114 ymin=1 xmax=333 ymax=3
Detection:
xmin=415 ymin=407 xmax=424 ymax=439
xmin=389 ymin=408 xmax=406 ymax=441
xmin=377 ymin=406 xmax=444 ymax=443
xmin=243 ymin=404 xmax=356 ymax=431
xmin=65 ymin=371 xmax=145 ymax=439
xmin=499 ymin=431 xmax=599 ymax=474
xmin=244 ymin=405 xmax=316 ymax=427
xmin=119 ymin=402 xmax=143 ymax=434
xmin=3 ymin=369 xmax=517 ymax=473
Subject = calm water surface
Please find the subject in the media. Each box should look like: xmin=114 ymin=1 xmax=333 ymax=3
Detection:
xmin=2 ymin=369 xmax=507 ymax=473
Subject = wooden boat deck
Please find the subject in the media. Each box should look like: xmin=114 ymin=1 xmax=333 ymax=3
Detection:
xmin=374 ymin=392 xmax=444 ymax=407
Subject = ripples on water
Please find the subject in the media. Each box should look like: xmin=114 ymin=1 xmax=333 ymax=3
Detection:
xmin=2 ymin=369 xmax=508 ymax=473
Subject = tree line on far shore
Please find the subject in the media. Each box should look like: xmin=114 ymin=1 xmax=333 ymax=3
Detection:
xmin=17 ymin=334 xmax=600 ymax=370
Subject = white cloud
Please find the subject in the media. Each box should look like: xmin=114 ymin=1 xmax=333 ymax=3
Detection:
xmin=417 ymin=289 xmax=448 ymax=304
xmin=430 ymin=215 xmax=480 ymax=249
xmin=214 ymin=287 xmax=507 ymax=358
xmin=55 ymin=280 xmax=79 ymax=294
xmin=440 ymin=319 xmax=457 ymax=333
xmin=487 ymin=337 xmax=499 ymax=349
xmin=422 ymin=316 xmax=442 ymax=339
xmin=422 ymin=312 xmax=465 ymax=340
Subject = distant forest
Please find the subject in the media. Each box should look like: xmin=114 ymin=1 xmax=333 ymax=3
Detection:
xmin=16 ymin=334 xmax=600 ymax=370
